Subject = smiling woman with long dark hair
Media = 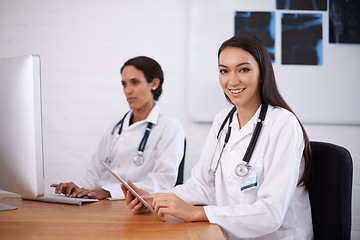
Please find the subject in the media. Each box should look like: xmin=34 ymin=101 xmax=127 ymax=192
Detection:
xmin=123 ymin=34 xmax=313 ymax=239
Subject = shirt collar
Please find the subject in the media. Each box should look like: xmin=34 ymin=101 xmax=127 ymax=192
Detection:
xmin=145 ymin=102 xmax=159 ymax=125
xmin=230 ymin=105 xmax=263 ymax=136
xmin=126 ymin=102 xmax=159 ymax=127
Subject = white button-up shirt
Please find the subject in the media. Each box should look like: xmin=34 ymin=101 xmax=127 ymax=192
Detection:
xmin=170 ymin=105 xmax=313 ymax=239
xmin=78 ymin=104 xmax=185 ymax=200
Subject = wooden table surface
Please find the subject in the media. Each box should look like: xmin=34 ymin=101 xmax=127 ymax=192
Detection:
xmin=0 ymin=194 xmax=225 ymax=240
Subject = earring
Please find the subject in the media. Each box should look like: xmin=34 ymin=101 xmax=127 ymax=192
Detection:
xmin=152 ymin=87 xmax=156 ymax=90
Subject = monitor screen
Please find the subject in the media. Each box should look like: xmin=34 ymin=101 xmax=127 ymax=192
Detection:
xmin=0 ymin=55 xmax=44 ymax=198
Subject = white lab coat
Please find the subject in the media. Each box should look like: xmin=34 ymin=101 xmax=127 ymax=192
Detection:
xmin=170 ymin=105 xmax=313 ymax=240
xmin=78 ymin=104 xmax=185 ymax=200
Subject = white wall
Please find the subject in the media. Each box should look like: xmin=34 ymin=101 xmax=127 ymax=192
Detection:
xmin=0 ymin=0 xmax=359 ymax=238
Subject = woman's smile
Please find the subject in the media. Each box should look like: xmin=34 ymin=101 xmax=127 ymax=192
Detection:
xmin=229 ymin=88 xmax=245 ymax=95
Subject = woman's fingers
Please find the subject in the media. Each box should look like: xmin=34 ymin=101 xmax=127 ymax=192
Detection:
xmin=131 ymin=200 xmax=144 ymax=213
xmin=122 ymin=180 xmax=152 ymax=214
xmin=70 ymin=188 xmax=89 ymax=198
xmin=120 ymin=184 xmax=127 ymax=197
xmin=152 ymin=199 xmax=169 ymax=212
xmin=128 ymin=194 xmax=139 ymax=209
xmin=125 ymin=189 xmax=135 ymax=204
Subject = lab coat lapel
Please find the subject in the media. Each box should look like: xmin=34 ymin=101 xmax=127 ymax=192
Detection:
xmin=125 ymin=103 xmax=160 ymax=131
xmin=230 ymin=106 xmax=262 ymax=142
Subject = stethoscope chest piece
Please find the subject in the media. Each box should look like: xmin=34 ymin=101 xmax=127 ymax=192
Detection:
xmin=106 ymin=111 xmax=153 ymax=167
xmin=133 ymin=154 xmax=144 ymax=166
xmin=235 ymin=162 xmax=251 ymax=177
xmin=208 ymin=168 xmax=216 ymax=177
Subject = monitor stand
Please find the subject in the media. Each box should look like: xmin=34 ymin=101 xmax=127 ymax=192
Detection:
xmin=0 ymin=202 xmax=17 ymax=211
xmin=0 ymin=192 xmax=19 ymax=211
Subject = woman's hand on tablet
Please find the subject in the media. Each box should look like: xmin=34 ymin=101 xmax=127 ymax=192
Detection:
xmin=144 ymin=193 xmax=208 ymax=222
xmin=121 ymin=180 xmax=151 ymax=214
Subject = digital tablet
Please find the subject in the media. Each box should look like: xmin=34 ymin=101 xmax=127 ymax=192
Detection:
xmin=100 ymin=160 xmax=165 ymax=221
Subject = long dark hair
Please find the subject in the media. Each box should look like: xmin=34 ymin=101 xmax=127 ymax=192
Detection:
xmin=218 ymin=33 xmax=313 ymax=190
xmin=120 ymin=56 xmax=164 ymax=101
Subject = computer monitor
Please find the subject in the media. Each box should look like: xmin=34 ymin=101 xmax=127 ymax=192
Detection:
xmin=0 ymin=55 xmax=44 ymax=210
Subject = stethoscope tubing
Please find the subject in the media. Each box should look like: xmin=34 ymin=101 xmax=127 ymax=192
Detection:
xmin=104 ymin=111 xmax=153 ymax=165
xmin=209 ymin=104 xmax=268 ymax=177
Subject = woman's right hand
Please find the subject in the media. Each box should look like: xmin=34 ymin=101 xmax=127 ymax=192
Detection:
xmin=50 ymin=182 xmax=79 ymax=197
xmin=121 ymin=180 xmax=151 ymax=214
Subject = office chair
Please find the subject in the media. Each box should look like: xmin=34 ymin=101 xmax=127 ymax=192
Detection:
xmin=309 ymin=141 xmax=353 ymax=240
xmin=175 ymin=139 xmax=186 ymax=186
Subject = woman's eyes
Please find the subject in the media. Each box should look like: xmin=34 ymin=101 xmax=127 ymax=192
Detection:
xmin=219 ymin=68 xmax=250 ymax=74
xmin=121 ymin=79 xmax=140 ymax=87
xmin=131 ymin=79 xmax=140 ymax=85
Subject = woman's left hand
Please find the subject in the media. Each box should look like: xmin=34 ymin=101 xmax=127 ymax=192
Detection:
xmin=121 ymin=180 xmax=151 ymax=214
xmin=144 ymin=193 xmax=209 ymax=222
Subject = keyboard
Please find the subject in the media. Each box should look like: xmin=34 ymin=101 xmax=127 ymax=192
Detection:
xmin=21 ymin=194 xmax=99 ymax=206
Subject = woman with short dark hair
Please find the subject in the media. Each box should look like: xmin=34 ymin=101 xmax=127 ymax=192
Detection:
xmin=52 ymin=56 xmax=185 ymax=200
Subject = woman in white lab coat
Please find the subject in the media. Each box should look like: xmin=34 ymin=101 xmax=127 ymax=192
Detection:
xmin=122 ymin=34 xmax=314 ymax=239
xmin=51 ymin=56 xmax=185 ymax=200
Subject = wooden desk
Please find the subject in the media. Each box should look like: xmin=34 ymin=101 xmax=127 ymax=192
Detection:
xmin=0 ymin=195 xmax=225 ymax=240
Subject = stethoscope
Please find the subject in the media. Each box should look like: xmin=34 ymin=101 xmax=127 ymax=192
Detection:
xmin=209 ymin=104 xmax=268 ymax=177
xmin=103 ymin=111 xmax=153 ymax=166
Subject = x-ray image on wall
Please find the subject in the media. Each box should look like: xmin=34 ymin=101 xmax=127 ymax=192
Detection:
xmin=282 ymin=13 xmax=323 ymax=65
xmin=235 ymin=11 xmax=275 ymax=62
xmin=329 ymin=0 xmax=360 ymax=44
xmin=277 ymin=0 xmax=327 ymax=11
